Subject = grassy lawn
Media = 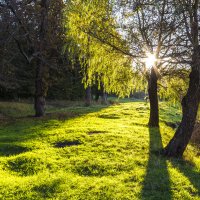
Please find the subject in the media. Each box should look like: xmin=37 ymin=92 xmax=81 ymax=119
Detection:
xmin=0 ymin=100 xmax=200 ymax=199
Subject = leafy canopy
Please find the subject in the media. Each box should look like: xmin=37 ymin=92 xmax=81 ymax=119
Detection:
xmin=65 ymin=0 xmax=143 ymax=97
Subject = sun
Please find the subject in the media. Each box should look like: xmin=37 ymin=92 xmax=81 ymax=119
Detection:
xmin=145 ymin=53 xmax=156 ymax=69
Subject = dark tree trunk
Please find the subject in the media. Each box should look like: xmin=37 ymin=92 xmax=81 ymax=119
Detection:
xmin=101 ymin=92 xmax=108 ymax=104
xmin=34 ymin=61 xmax=48 ymax=117
xmin=94 ymin=84 xmax=100 ymax=102
xmin=100 ymin=83 xmax=108 ymax=105
xmin=34 ymin=96 xmax=46 ymax=117
xmin=85 ymin=86 xmax=92 ymax=106
xmin=95 ymin=91 xmax=100 ymax=102
xmin=163 ymin=46 xmax=200 ymax=157
xmin=34 ymin=0 xmax=49 ymax=117
xmin=148 ymin=67 xmax=159 ymax=127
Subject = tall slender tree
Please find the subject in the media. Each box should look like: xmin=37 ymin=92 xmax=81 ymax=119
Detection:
xmin=113 ymin=0 xmax=187 ymax=127
xmin=34 ymin=0 xmax=50 ymax=117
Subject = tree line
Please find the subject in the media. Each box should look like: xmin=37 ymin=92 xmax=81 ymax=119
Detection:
xmin=0 ymin=0 xmax=200 ymax=157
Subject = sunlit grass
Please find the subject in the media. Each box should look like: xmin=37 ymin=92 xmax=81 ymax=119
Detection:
xmin=0 ymin=100 xmax=200 ymax=199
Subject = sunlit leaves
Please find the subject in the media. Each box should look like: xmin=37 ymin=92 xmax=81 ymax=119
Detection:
xmin=65 ymin=0 xmax=140 ymax=97
xmin=159 ymin=77 xmax=188 ymax=103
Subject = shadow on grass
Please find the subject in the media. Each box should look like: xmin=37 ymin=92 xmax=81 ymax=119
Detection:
xmin=141 ymin=127 xmax=172 ymax=200
xmin=17 ymin=104 xmax=110 ymax=121
xmin=98 ymin=114 xmax=120 ymax=119
xmin=33 ymin=178 xmax=63 ymax=198
xmin=0 ymin=144 xmax=29 ymax=156
xmin=0 ymin=105 xmax=109 ymax=156
xmin=170 ymin=158 xmax=200 ymax=196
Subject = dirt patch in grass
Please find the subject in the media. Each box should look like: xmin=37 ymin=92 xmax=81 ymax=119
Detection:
xmin=54 ymin=140 xmax=82 ymax=148
xmin=88 ymin=130 xmax=107 ymax=135
xmin=98 ymin=114 xmax=120 ymax=119
xmin=136 ymin=106 xmax=149 ymax=111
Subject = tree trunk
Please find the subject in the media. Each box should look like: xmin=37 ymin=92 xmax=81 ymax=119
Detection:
xmin=95 ymin=90 xmax=100 ymax=102
xmin=35 ymin=96 xmax=46 ymax=117
xmin=148 ymin=67 xmax=159 ymax=127
xmin=163 ymin=46 xmax=200 ymax=157
xmin=100 ymin=83 xmax=108 ymax=104
xmin=85 ymin=86 xmax=92 ymax=106
xmin=34 ymin=61 xmax=48 ymax=117
xmin=101 ymin=92 xmax=108 ymax=104
xmin=94 ymin=84 xmax=100 ymax=102
xmin=34 ymin=0 xmax=49 ymax=117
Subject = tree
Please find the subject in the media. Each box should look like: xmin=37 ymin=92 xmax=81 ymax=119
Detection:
xmin=0 ymin=0 xmax=65 ymax=116
xmin=0 ymin=1 xmax=35 ymax=99
xmin=34 ymin=0 xmax=50 ymax=117
xmin=111 ymin=0 xmax=189 ymax=127
xmin=65 ymin=0 xmax=139 ymax=99
xmin=163 ymin=0 xmax=200 ymax=157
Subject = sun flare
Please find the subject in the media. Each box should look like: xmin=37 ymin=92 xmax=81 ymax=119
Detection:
xmin=145 ymin=53 xmax=156 ymax=69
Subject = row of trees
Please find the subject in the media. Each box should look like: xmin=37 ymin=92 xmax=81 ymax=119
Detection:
xmin=0 ymin=0 xmax=71 ymax=113
xmin=0 ymin=0 xmax=199 ymax=157
xmin=0 ymin=0 xmax=138 ymax=112
xmin=116 ymin=0 xmax=200 ymax=157
xmin=69 ymin=0 xmax=198 ymax=157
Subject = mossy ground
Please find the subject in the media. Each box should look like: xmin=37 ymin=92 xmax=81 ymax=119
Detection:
xmin=0 ymin=100 xmax=200 ymax=199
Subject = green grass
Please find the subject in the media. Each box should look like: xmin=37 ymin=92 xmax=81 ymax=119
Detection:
xmin=0 ymin=100 xmax=88 ymax=118
xmin=0 ymin=101 xmax=34 ymax=118
xmin=0 ymin=100 xmax=200 ymax=199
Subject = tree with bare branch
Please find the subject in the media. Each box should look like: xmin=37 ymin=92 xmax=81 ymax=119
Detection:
xmin=163 ymin=0 xmax=200 ymax=157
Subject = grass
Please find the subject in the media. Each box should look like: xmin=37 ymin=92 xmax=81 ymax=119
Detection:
xmin=0 ymin=100 xmax=87 ymax=118
xmin=0 ymin=100 xmax=200 ymax=199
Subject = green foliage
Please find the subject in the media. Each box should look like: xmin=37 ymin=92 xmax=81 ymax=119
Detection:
xmin=159 ymin=76 xmax=188 ymax=103
xmin=65 ymin=0 xmax=141 ymax=97
xmin=0 ymin=100 xmax=199 ymax=199
xmin=0 ymin=0 xmax=86 ymax=101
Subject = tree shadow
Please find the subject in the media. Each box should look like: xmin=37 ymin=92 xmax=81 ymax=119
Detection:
xmin=33 ymin=178 xmax=63 ymax=198
xmin=15 ymin=104 xmax=110 ymax=121
xmin=141 ymin=127 xmax=172 ymax=200
xmin=0 ymin=104 xmax=109 ymax=156
xmin=170 ymin=158 xmax=200 ymax=196
xmin=0 ymin=143 xmax=29 ymax=156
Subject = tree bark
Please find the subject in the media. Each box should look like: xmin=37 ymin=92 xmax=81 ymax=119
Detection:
xmin=100 ymin=83 xmax=108 ymax=105
xmin=34 ymin=96 xmax=46 ymax=117
xmin=148 ymin=67 xmax=159 ymax=127
xmin=163 ymin=46 xmax=200 ymax=157
xmin=94 ymin=84 xmax=100 ymax=102
xmin=101 ymin=92 xmax=108 ymax=104
xmin=85 ymin=86 xmax=92 ymax=106
xmin=95 ymin=91 xmax=100 ymax=102
xmin=34 ymin=0 xmax=49 ymax=117
xmin=34 ymin=61 xmax=48 ymax=117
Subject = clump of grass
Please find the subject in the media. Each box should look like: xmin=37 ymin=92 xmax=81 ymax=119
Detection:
xmin=0 ymin=102 xmax=34 ymax=118
xmin=6 ymin=153 xmax=52 ymax=176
